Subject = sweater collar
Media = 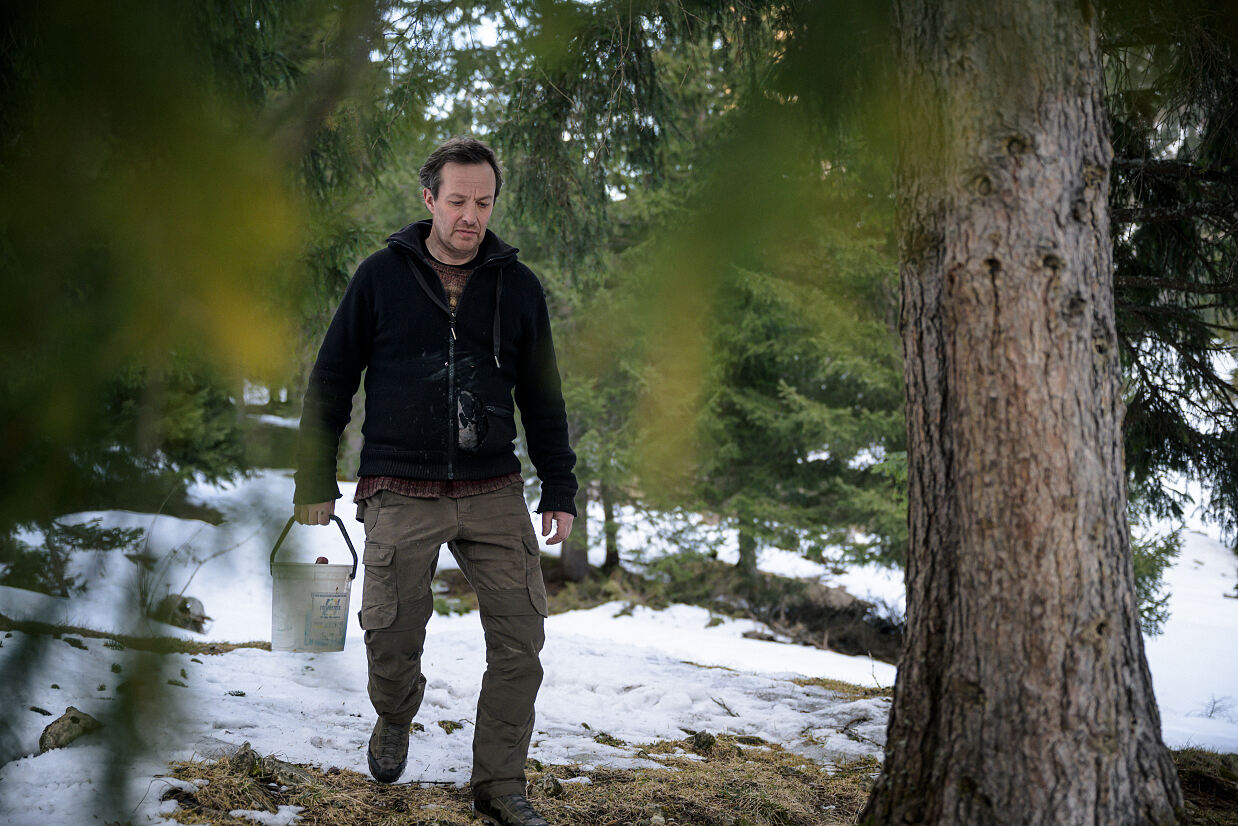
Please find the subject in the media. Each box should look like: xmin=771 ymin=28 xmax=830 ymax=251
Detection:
xmin=387 ymin=220 xmax=514 ymax=370
xmin=386 ymin=219 xmax=519 ymax=270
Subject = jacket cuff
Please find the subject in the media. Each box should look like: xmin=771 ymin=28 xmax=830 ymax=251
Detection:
xmin=535 ymin=487 xmax=577 ymax=517
xmin=293 ymin=475 xmax=342 ymax=506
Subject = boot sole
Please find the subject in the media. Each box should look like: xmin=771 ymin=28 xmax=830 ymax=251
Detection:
xmin=471 ymin=802 xmax=547 ymax=826
xmin=474 ymin=816 xmax=547 ymax=826
xmin=366 ymin=748 xmax=407 ymax=784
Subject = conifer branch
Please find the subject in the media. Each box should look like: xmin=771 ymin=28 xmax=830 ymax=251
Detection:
xmin=1115 ymin=276 xmax=1238 ymax=295
xmin=1112 ymin=201 xmax=1237 ymax=224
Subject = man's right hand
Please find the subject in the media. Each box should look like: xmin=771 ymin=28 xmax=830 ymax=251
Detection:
xmin=294 ymin=500 xmax=336 ymax=526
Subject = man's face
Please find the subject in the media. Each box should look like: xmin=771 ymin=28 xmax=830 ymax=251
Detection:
xmin=422 ymin=161 xmax=496 ymax=265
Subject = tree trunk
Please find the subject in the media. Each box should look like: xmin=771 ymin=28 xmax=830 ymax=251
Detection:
xmin=736 ymin=525 xmax=757 ymax=577
xmin=560 ymin=483 xmax=590 ymax=582
xmin=601 ymin=484 xmax=621 ymax=572
xmin=863 ymin=1 xmax=1183 ymax=823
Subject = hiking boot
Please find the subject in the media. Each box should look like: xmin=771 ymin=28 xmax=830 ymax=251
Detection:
xmin=472 ymin=793 xmax=550 ymax=826
xmin=366 ymin=718 xmax=408 ymax=783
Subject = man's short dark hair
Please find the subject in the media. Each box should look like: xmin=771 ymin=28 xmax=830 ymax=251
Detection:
xmin=419 ymin=136 xmax=504 ymax=199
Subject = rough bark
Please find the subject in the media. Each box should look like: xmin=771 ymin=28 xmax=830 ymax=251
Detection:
xmin=560 ymin=484 xmax=590 ymax=582
xmin=863 ymin=1 xmax=1184 ymax=823
xmin=736 ymin=524 xmax=757 ymax=577
xmin=601 ymin=484 xmax=620 ymax=572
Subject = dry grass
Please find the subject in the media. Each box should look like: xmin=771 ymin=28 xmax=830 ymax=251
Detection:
xmin=790 ymin=677 xmax=893 ymax=702
xmin=1173 ymin=747 xmax=1238 ymax=825
xmin=0 ymin=611 xmax=269 ymax=655
xmin=675 ymin=665 xmax=890 ymax=706
xmin=162 ymin=762 xmax=477 ymax=825
xmin=160 ymin=736 xmax=1238 ymax=825
xmin=162 ymin=734 xmax=877 ymax=826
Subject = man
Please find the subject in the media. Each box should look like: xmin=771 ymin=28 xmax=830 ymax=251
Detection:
xmin=293 ymin=136 xmax=576 ymax=826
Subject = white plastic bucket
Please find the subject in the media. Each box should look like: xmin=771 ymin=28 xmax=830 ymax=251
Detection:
xmin=268 ymin=516 xmax=358 ymax=653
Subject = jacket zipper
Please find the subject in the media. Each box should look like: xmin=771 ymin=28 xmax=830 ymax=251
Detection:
xmin=447 ymin=310 xmax=456 ymax=480
xmin=446 ymin=268 xmax=480 ymax=482
xmin=400 ymin=247 xmax=503 ymax=481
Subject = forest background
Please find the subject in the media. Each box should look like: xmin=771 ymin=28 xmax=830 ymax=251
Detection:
xmin=0 ymin=0 xmax=1236 ymax=820
xmin=2 ymin=0 xmax=1233 ymax=618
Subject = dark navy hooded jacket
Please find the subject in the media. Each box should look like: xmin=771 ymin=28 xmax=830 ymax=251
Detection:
xmin=294 ymin=220 xmax=578 ymax=516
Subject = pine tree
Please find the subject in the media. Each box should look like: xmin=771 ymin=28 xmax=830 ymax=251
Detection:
xmin=0 ymin=0 xmax=417 ymax=530
xmin=1103 ymin=0 xmax=1238 ymax=543
xmin=0 ymin=1 xmax=421 ymax=817
xmin=370 ymin=5 xmax=1230 ymax=612
xmin=862 ymin=0 xmax=1182 ymax=819
xmin=379 ymin=4 xmax=910 ymax=573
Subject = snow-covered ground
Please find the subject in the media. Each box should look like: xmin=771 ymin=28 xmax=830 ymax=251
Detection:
xmin=0 ymin=470 xmax=1234 ymax=825
xmin=1144 ymin=530 xmax=1238 ymax=748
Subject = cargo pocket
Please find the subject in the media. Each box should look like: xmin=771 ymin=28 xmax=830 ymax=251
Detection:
xmin=359 ymin=541 xmax=398 ymax=630
xmin=361 ymin=490 xmax=386 ymax=535
xmin=522 ymin=534 xmax=549 ymax=618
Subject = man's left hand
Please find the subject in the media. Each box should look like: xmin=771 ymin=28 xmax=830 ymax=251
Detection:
xmin=541 ymin=511 xmax=574 ymax=545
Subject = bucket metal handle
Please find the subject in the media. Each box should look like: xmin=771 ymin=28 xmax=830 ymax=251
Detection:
xmin=269 ymin=515 xmax=359 ymax=580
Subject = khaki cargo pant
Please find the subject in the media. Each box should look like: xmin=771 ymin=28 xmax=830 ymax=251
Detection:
xmin=357 ymin=482 xmax=549 ymax=801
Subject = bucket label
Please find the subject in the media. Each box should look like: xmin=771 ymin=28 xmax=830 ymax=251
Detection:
xmin=314 ymin=592 xmax=346 ymax=620
xmin=303 ymin=591 xmax=348 ymax=648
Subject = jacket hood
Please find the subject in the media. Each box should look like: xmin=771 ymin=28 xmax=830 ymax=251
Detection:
xmin=386 ymin=219 xmax=519 ymax=269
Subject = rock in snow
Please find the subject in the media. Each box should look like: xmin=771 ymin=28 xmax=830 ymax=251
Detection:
xmin=38 ymin=707 xmax=101 ymax=753
xmin=229 ymin=741 xmax=319 ymax=788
